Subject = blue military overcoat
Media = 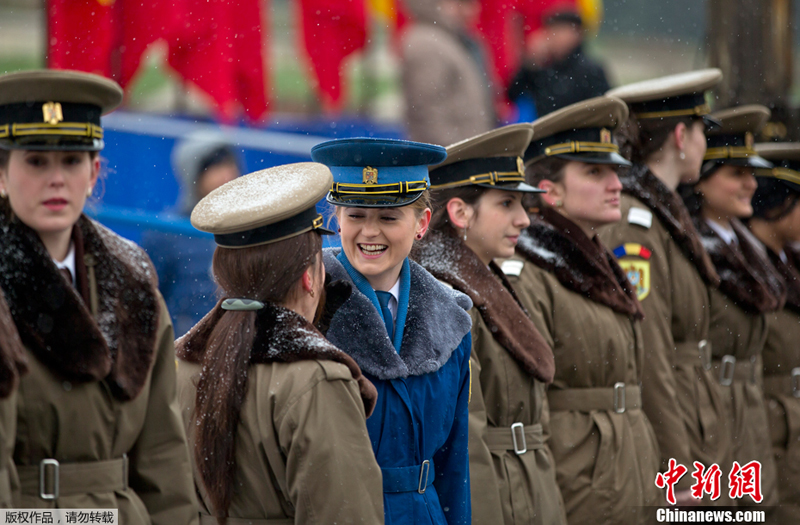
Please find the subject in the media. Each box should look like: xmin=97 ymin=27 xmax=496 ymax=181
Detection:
xmin=324 ymin=249 xmax=473 ymax=525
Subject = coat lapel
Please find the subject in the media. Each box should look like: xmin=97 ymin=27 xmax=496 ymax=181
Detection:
xmin=0 ymin=288 xmax=26 ymax=399
xmin=323 ymin=249 xmax=472 ymax=381
xmin=516 ymin=208 xmax=644 ymax=320
xmin=620 ymin=164 xmax=720 ymax=287
xmin=411 ymin=230 xmax=555 ymax=384
xmin=767 ymin=248 xmax=800 ymax=316
xmin=695 ymin=218 xmax=785 ymax=314
xmin=0 ymin=214 xmax=158 ymax=400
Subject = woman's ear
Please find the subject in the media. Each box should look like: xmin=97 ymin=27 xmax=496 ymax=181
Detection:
xmin=415 ymin=207 xmax=432 ymax=238
xmin=446 ymin=198 xmax=474 ymax=230
xmin=538 ymin=179 xmax=563 ymax=207
xmin=301 ymin=265 xmax=314 ymax=293
xmin=673 ymin=122 xmax=687 ymax=153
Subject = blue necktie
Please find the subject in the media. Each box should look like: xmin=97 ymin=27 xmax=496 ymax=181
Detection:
xmin=375 ymin=291 xmax=394 ymax=340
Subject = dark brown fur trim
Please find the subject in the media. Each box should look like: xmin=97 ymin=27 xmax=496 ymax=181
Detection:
xmin=621 ymin=164 xmax=720 ymax=287
xmin=412 ymin=229 xmax=555 ymax=383
xmin=516 ymin=207 xmax=644 ymax=320
xmin=695 ymin=218 xmax=785 ymax=314
xmin=766 ymin=248 xmax=800 ymax=315
xmin=177 ymin=302 xmax=378 ymax=416
xmin=0 ymin=214 xmax=159 ymax=400
xmin=0 ymin=289 xmax=26 ymax=399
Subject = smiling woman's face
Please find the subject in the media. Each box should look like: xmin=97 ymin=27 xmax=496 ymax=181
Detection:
xmin=696 ymin=165 xmax=758 ymax=223
xmin=0 ymin=149 xmax=98 ymax=241
xmin=337 ymin=205 xmax=430 ymax=291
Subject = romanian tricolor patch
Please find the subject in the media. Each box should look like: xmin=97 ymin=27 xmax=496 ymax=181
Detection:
xmin=613 ymin=243 xmax=652 ymax=300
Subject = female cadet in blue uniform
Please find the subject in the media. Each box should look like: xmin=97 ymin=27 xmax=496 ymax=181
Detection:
xmin=311 ymin=138 xmax=473 ymax=525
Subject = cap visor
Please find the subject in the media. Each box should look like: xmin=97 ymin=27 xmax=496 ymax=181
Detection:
xmin=475 ymin=181 xmax=545 ymax=193
xmin=555 ymin=151 xmax=632 ymax=167
xmin=317 ymin=226 xmax=336 ymax=236
xmin=326 ymin=191 xmax=425 ymax=208
xmin=702 ymin=115 xmax=723 ymax=131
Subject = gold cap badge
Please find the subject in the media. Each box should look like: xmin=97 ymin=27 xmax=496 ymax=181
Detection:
xmin=600 ymin=128 xmax=612 ymax=144
xmin=363 ymin=166 xmax=378 ymax=185
xmin=42 ymin=102 xmax=63 ymax=125
xmin=745 ymin=131 xmax=754 ymax=149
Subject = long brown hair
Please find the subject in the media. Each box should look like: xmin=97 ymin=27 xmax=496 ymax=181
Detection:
xmin=194 ymin=231 xmax=321 ymax=520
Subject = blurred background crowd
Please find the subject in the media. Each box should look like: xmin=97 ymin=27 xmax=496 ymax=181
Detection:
xmin=1 ymin=0 xmax=796 ymax=335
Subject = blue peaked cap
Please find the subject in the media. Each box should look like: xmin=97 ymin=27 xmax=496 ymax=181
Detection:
xmin=311 ymin=137 xmax=447 ymax=207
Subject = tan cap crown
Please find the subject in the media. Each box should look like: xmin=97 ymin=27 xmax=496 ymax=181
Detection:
xmin=706 ymin=105 xmax=771 ymax=136
xmin=607 ymin=69 xmax=722 ymax=103
xmin=755 ymin=142 xmax=800 ymax=161
xmin=529 ymin=96 xmax=628 ymax=142
xmin=0 ymin=69 xmax=123 ymax=114
xmin=191 ymin=162 xmax=334 ymax=247
xmin=434 ymin=123 xmax=533 ymax=169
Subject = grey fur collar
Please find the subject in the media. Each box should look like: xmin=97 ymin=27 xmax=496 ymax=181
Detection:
xmin=323 ymin=249 xmax=472 ymax=380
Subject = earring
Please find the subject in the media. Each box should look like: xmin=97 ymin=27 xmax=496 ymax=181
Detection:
xmin=86 ymin=187 xmax=93 ymax=197
xmin=0 ymin=189 xmax=6 ymax=199
xmin=555 ymin=200 xmax=563 ymax=207
xmin=416 ymin=233 xmax=423 ymax=240
xmin=679 ymin=151 xmax=686 ymax=160
xmin=463 ymin=228 xmax=468 ymax=242
xmin=309 ymin=289 xmax=315 ymax=298
xmin=337 ymin=227 xmax=341 ymax=233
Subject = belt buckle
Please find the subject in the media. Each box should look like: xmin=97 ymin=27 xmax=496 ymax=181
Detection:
xmin=39 ymin=458 xmax=59 ymax=500
xmin=698 ymin=340 xmax=711 ymax=371
xmin=511 ymin=422 xmax=527 ymax=455
xmin=792 ymin=368 xmax=800 ymax=399
xmin=614 ymin=382 xmax=626 ymax=414
xmin=720 ymin=355 xmax=736 ymax=386
xmin=417 ymin=460 xmax=431 ymax=494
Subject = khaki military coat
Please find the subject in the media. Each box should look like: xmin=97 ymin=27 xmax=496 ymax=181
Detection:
xmin=697 ymin=219 xmax=783 ymax=508
xmin=598 ymin=166 xmax=732 ymax=500
xmin=411 ymin=230 xmax=564 ymax=525
xmin=176 ymin=301 xmax=383 ymax=525
xmin=757 ymin=247 xmax=800 ymax=518
xmin=0 ymin=289 xmax=25 ymax=508
xmin=0 ymin=215 xmax=198 ymax=523
xmin=507 ymin=210 xmax=660 ymax=524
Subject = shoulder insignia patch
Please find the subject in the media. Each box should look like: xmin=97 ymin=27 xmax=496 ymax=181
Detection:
xmin=627 ymin=207 xmax=653 ymax=229
xmin=613 ymin=243 xmax=652 ymax=300
xmin=500 ymin=259 xmax=524 ymax=277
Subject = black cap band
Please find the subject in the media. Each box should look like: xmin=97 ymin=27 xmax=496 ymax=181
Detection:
xmin=629 ymin=93 xmax=710 ymax=120
xmin=525 ymin=127 xmax=618 ymax=162
xmin=430 ymin=157 xmax=524 ymax=190
xmin=213 ymin=207 xmax=332 ymax=248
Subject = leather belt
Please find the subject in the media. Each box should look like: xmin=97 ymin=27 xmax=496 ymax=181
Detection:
xmin=18 ymin=455 xmax=128 ymax=500
xmin=485 ymin=423 xmax=544 ymax=455
xmin=763 ymin=368 xmax=800 ymax=398
xmin=548 ymin=383 xmax=641 ymax=414
xmin=200 ymin=515 xmax=293 ymax=525
xmin=382 ymin=460 xmax=434 ymax=494
xmin=673 ymin=339 xmax=712 ymax=371
xmin=711 ymin=355 xmax=758 ymax=386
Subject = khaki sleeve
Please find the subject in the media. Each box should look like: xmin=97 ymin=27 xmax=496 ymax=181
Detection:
xmin=505 ymin=262 xmax=556 ymax=351
xmin=128 ymin=294 xmax=200 ymax=525
xmin=277 ymin=363 xmax=384 ymax=524
xmin=599 ymin=222 xmax=694 ymax=476
xmin=467 ymin=309 xmax=506 ymax=523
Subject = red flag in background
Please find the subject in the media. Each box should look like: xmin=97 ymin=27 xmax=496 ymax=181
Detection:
xmin=116 ymin=1 xmax=181 ymax=89
xmin=299 ymin=0 xmax=368 ymax=112
xmin=476 ymin=0 xmax=520 ymax=90
xmin=47 ymin=0 xmax=115 ymax=77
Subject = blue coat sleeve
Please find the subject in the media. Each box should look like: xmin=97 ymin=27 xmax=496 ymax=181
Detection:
xmin=432 ymin=332 xmax=472 ymax=525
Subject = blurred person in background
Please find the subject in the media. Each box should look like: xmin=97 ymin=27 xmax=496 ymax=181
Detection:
xmin=679 ymin=106 xmax=783 ymax=512
xmin=141 ymin=132 xmax=241 ymax=337
xmin=0 ymin=69 xmax=198 ymax=523
xmin=401 ymin=0 xmax=495 ymax=146
xmin=748 ymin=143 xmax=800 ymax=519
xmin=507 ymin=4 xmax=610 ymax=118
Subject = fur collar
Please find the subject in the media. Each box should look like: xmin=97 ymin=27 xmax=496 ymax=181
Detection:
xmin=695 ymin=218 xmax=785 ymax=314
xmin=411 ymin=230 xmax=555 ymax=383
xmin=322 ymin=249 xmax=473 ymax=381
xmin=176 ymin=301 xmax=377 ymax=416
xmin=517 ymin=208 xmax=644 ymax=320
xmin=620 ymin=164 xmax=720 ymax=287
xmin=0 ymin=214 xmax=158 ymax=400
xmin=766 ymin=247 xmax=800 ymax=316
xmin=765 ymin=246 xmax=800 ymax=314
xmin=0 ymin=289 xmax=26 ymax=399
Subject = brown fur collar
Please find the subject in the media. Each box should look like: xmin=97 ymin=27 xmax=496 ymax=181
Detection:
xmin=0 ymin=214 xmax=159 ymax=400
xmin=620 ymin=164 xmax=720 ymax=287
xmin=694 ymin=218 xmax=785 ymax=314
xmin=0 ymin=289 xmax=26 ymax=399
xmin=516 ymin=208 xmax=644 ymax=320
xmin=177 ymin=301 xmax=378 ymax=416
xmin=766 ymin=248 xmax=800 ymax=315
xmin=411 ymin=229 xmax=555 ymax=383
